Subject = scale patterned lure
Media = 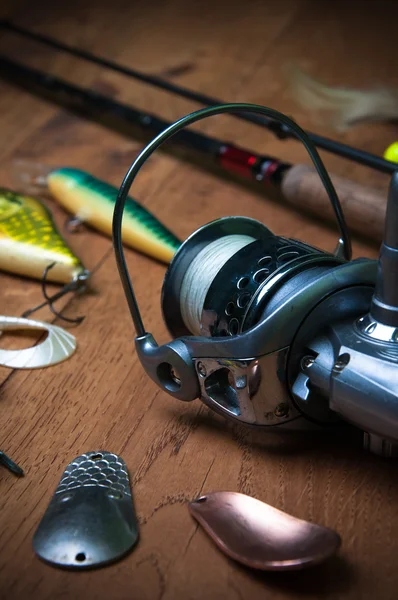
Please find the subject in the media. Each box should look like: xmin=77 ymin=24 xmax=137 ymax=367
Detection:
xmin=46 ymin=168 xmax=181 ymax=264
xmin=0 ymin=188 xmax=87 ymax=284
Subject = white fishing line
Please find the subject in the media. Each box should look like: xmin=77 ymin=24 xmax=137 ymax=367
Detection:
xmin=180 ymin=235 xmax=255 ymax=335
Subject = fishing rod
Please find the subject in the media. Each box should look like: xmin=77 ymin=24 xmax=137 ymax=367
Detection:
xmin=1 ymin=19 xmax=396 ymax=176
xmin=0 ymin=55 xmax=387 ymax=243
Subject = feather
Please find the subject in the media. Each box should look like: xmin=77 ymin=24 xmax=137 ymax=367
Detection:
xmin=288 ymin=65 xmax=398 ymax=130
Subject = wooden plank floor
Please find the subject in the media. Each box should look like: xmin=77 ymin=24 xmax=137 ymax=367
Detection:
xmin=1 ymin=1 xmax=398 ymax=598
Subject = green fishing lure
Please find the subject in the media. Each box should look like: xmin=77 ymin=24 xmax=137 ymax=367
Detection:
xmin=46 ymin=168 xmax=181 ymax=264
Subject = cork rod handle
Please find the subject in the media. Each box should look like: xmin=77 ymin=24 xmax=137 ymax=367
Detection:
xmin=281 ymin=164 xmax=387 ymax=242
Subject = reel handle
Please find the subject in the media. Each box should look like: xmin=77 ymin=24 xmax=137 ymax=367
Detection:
xmin=281 ymin=164 xmax=386 ymax=242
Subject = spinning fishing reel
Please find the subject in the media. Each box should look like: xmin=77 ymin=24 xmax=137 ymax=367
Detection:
xmin=113 ymin=103 xmax=398 ymax=457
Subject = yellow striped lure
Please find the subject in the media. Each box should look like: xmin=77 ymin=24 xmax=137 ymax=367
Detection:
xmin=14 ymin=162 xmax=181 ymax=264
xmin=0 ymin=188 xmax=87 ymax=284
xmin=0 ymin=190 xmax=81 ymax=370
xmin=0 ymin=191 xmax=81 ymax=367
xmin=0 ymin=187 xmax=90 ymax=323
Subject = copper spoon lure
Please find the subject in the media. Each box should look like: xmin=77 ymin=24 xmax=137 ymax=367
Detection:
xmin=188 ymin=492 xmax=341 ymax=571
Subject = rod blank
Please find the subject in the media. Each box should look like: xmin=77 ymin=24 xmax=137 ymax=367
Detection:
xmin=0 ymin=19 xmax=396 ymax=175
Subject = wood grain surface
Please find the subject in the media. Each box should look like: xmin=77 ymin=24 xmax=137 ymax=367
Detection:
xmin=1 ymin=1 xmax=398 ymax=599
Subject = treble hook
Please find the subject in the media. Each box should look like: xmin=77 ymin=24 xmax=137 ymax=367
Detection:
xmin=22 ymin=263 xmax=90 ymax=324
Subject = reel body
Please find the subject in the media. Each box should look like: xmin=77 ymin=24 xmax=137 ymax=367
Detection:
xmin=112 ymin=102 xmax=398 ymax=457
xmin=160 ymin=217 xmax=377 ymax=434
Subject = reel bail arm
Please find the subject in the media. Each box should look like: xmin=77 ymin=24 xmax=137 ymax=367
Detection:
xmin=112 ymin=103 xmax=351 ymax=403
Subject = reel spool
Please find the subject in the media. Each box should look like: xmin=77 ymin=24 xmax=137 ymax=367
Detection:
xmin=113 ymin=103 xmax=398 ymax=456
xmin=162 ymin=217 xmax=342 ymax=339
